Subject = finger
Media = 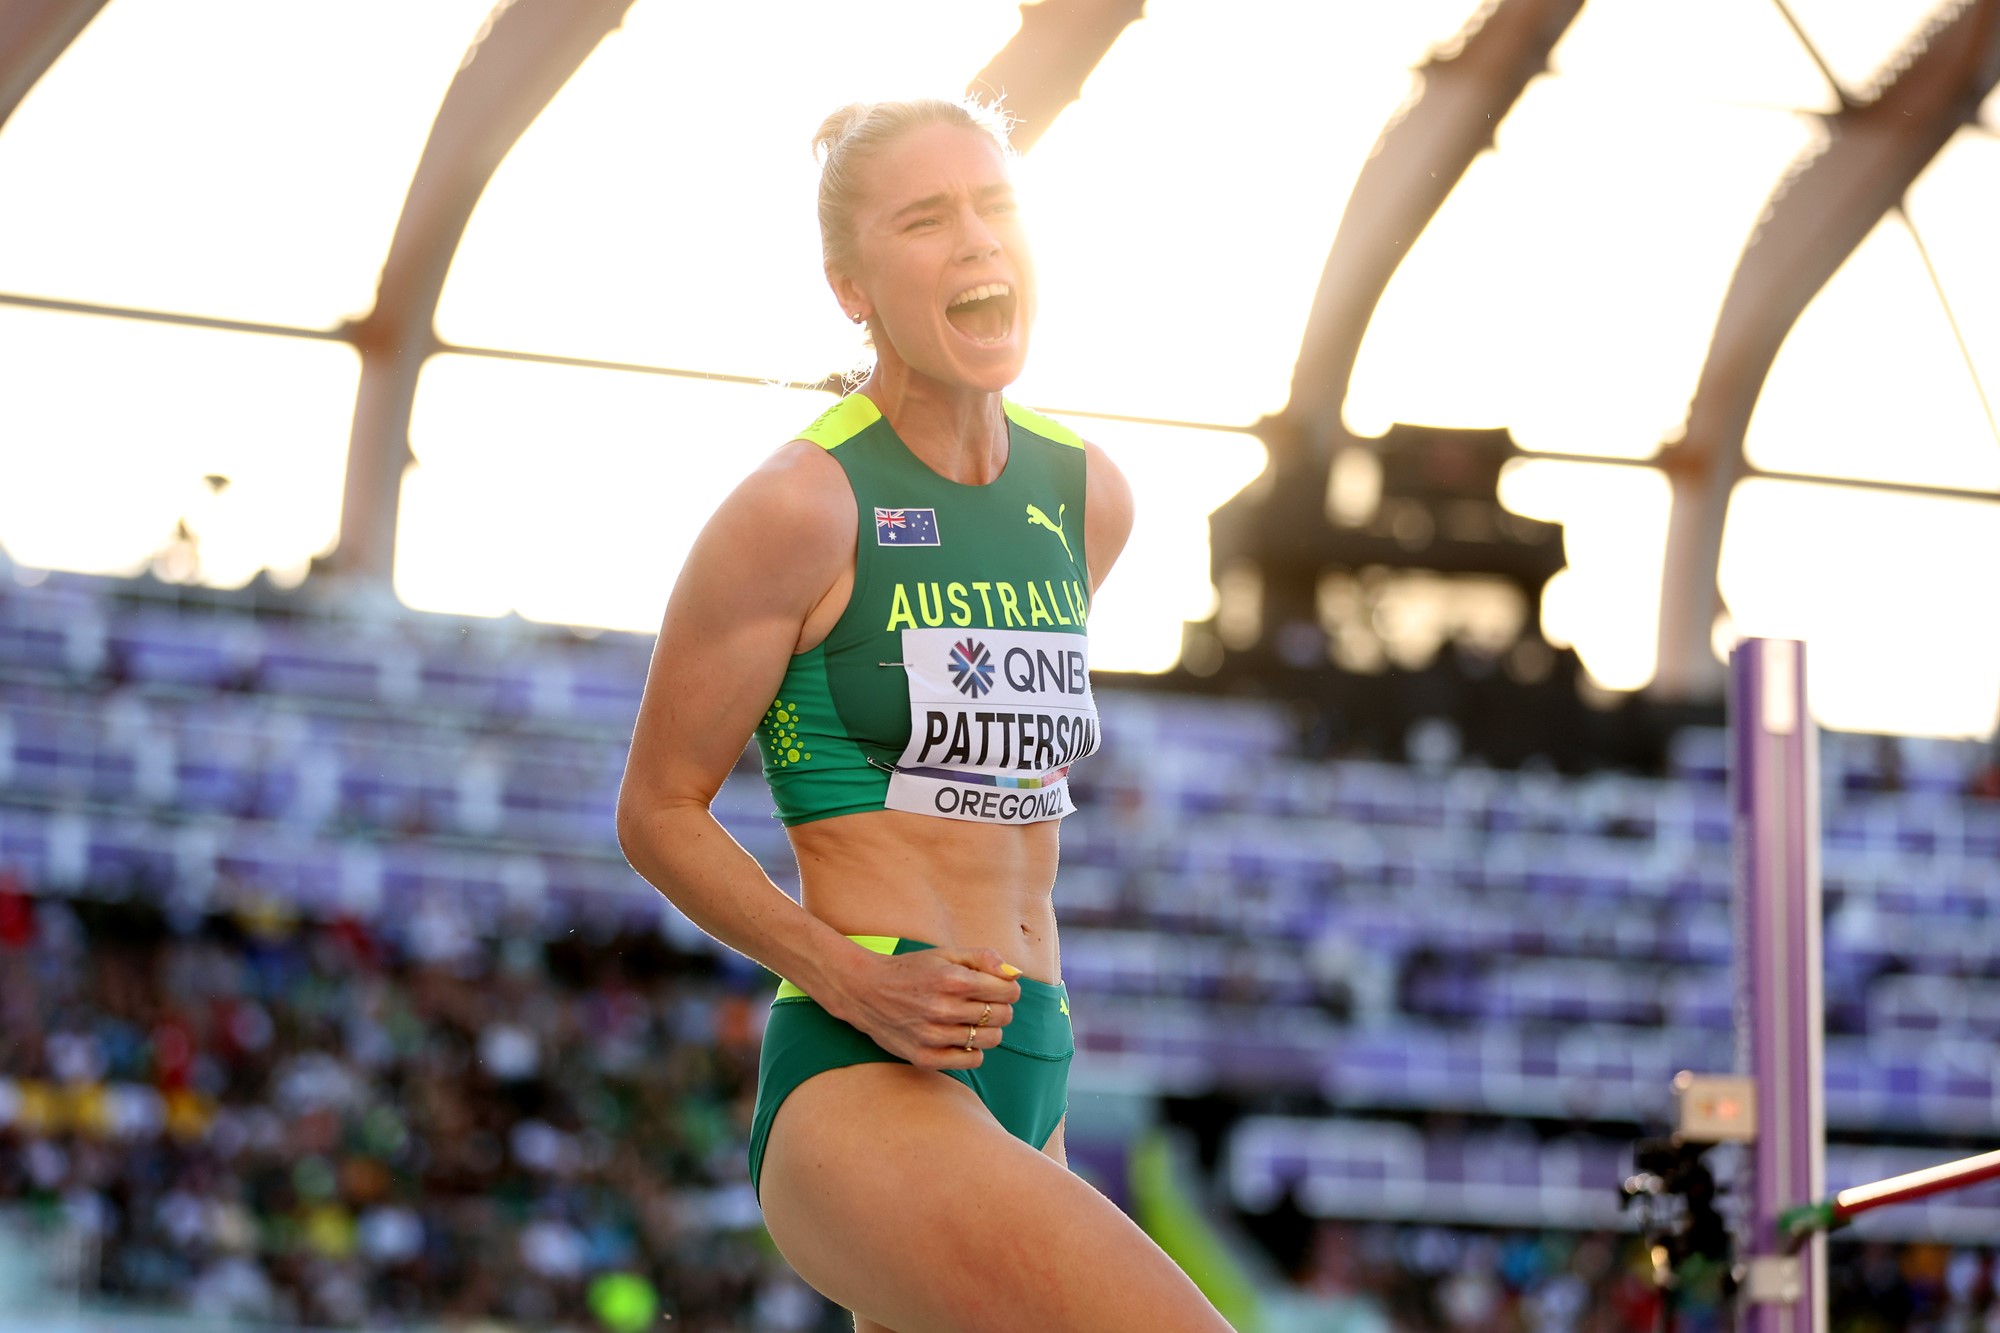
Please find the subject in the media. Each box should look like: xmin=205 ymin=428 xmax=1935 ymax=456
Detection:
xmin=965 ymin=1000 xmax=1013 ymax=1029
xmin=940 ymin=948 xmax=1032 ymax=1000
xmin=930 ymin=953 xmax=1023 ymax=1004
xmin=940 ymin=947 xmax=1024 ymax=982
xmin=965 ymin=973 xmax=1022 ymax=1005
xmin=911 ymin=1045 xmax=984 ymax=1071
xmin=929 ymin=1021 xmax=1001 ymax=1053
xmin=928 ymin=997 xmax=1012 ymax=1028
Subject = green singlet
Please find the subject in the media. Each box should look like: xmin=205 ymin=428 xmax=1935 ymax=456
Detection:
xmin=753 ymin=394 xmax=1102 ymax=827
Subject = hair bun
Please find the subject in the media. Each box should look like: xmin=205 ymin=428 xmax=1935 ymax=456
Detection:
xmin=812 ymin=103 xmax=875 ymax=165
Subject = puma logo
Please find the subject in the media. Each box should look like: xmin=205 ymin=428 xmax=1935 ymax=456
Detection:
xmin=1025 ymin=503 xmax=1073 ymax=563
xmin=1058 ymin=992 xmax=1070 ymax=1018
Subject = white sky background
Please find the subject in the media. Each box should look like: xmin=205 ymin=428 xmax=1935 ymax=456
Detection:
xmin=0 ymin=307 xmax=357 ymax=587
xmin=0 ymin=0 xmax=497 ymax=326
xmin=0 ymin=0 xmax=1997 ymax=735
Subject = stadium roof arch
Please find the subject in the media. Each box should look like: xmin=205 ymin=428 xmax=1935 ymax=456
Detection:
xmin=1 ymin=0 xmax=1996 ymax=738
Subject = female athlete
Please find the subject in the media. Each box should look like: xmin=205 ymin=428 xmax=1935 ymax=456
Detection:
xmin=616 ymin=96 xmax=1232 ymax=1333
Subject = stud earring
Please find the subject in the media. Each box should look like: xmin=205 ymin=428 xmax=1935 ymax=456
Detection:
xmin=850 ymin=311 xmax=867 ymax=325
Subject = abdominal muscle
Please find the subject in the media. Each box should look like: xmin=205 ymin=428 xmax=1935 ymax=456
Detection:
xmin=785 ymin=808 xmax=1063 ymax=984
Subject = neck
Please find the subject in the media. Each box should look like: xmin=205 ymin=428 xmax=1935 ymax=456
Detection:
xmin=858 ymin=361 xmax=1008 ymax=485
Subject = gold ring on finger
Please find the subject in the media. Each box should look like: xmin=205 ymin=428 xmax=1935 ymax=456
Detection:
xmin=975 ymin=1002 xmax=992 ymax=1029
xmin=964 ymin=1024 xmax=977 ymax=1051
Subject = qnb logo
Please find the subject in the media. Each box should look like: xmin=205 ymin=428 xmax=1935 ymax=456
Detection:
xmin=948 ymin=638 xmax=995 ymax=697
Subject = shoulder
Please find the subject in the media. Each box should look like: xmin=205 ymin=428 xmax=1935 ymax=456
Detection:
xmin=999 ymin=400 xmax=1133 ymax=587
xmin=1002 ymin=399 xmax=1085 ymax=450
xmin=681 ymin=434 xmax=856 ymax=616
xmin=1080 ymin=438 xmax=1134 ymax=588
xmin=1000 ymin=400 xmax=1131 ymax=515
xmin=1082 ymin=438 xmax=1133 ymax=528
xmin=716 ymin=429 xmax=855 ymax=545
xmin=717 ymin=391 xmax=883 ymax=540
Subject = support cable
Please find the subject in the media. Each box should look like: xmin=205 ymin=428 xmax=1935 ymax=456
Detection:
xmin=1898 ymin=203 xmax=2000 ymax=451
xmin=1767 ymin=0 xmax=1853 ymax=109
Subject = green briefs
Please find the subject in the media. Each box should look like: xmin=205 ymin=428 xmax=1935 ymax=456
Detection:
xmin=749 ymin=935 xmax=1074 ymax=1200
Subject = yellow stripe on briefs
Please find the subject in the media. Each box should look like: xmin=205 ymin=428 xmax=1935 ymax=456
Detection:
xmin=798 ymin=394 xmax=883 ymax=450
xmin=774 ymin=934 xmax=900 ymax=1001
xmin=1003 ymin=400 xmax=1085 ymax=449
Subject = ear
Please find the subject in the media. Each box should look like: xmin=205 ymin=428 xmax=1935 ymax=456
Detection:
xmin=827 ymin=265 xmax=868 ymax=323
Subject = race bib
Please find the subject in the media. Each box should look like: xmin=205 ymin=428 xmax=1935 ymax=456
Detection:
xmin=886 ymin=627 xmax=1101 ymax=824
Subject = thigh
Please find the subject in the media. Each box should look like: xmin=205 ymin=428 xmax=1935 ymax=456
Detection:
xmin=852 ymin=1117 xmax=1070 ymax=1333
xmin=760 ymin=1064 xmax=1228 ymax=1333
xmin=1041 ymin=1114 xmax=1067 ymax=1165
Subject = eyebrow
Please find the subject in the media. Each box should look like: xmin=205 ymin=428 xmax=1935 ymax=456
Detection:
xmin=890 ymin=183 xmax=1014 ymax=222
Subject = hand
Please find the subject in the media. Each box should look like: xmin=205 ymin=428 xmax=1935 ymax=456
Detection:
xmin=823 ymin=945 xmax=1022 ymax=1069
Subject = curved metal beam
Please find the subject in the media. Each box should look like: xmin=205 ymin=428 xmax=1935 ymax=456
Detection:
xmin=327 ymin=0 xmax=636 ymax=582
xmin=967 ymin=0 xmax=1147 ymax=153
xmin=1283 ymin=0 xmax=1585 ymax=456
xmin=0 ymin=0 xmax=109 ymax=134
xmin=1652 ymin=0 xmax=2000 ymax=699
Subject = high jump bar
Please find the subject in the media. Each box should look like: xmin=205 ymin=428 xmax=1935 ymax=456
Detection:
xmin=1779 ymin=1148 xmax=2000 ymax=1244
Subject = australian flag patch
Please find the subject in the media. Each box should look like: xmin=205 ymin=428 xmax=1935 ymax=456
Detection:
xmin=875 ymin=507 xmax=940 ymax=546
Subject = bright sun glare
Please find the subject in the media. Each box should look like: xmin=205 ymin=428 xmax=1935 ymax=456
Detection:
xmin=0 ymin=0 xmax=1997 ymax=736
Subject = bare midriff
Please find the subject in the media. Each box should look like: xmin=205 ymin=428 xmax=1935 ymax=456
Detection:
xmin=786 ymin=809 xmax=1062 ymax=984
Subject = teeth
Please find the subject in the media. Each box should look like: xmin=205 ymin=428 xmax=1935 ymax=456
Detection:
xmin=948 ymin=283 xmax=1011 ymax=309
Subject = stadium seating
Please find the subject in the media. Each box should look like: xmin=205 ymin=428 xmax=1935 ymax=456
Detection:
xmin=5 ymin=568 xmax=1999 ymax=1131
xmin=2 ymin=566 xmax=1997 ymax=1326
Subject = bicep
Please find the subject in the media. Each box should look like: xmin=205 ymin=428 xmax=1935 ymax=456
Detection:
xmin=619 ymin=449 xmax=851 ymax=816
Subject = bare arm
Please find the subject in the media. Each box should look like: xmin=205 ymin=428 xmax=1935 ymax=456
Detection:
xmin=615 ymin=442 xmax=860 ymax=998
xmin=1083 ymin=438 xmax=1135 ymax=595
xmin=614 ymin=439 xmax=1019 ymax=1065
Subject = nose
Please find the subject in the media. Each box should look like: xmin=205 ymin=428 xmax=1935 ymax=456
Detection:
xmin=958 ymin=208 xmax=1002 ymax=263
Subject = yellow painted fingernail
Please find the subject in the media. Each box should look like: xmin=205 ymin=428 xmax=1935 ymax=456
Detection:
xmin=999 ymin=963 xmax=1023 ymax=978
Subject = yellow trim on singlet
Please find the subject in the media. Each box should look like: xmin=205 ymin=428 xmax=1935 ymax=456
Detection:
xmin=798 ymin=394 xmax=883 ymax=450
xmin=800 ymin=394 xmax=1081 ymax=453
xmin=1002 ymin=400 xmax=1085 ymax=449
xmin=773 ymin=933 xmax=901 ymax=1001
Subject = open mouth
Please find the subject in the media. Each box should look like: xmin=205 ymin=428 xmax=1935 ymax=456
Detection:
xmin=944 ymin=282 xmax=1017 ymax=345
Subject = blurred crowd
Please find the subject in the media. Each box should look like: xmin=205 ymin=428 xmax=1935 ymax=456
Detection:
xmin=5 ymin=873 xmax=1999 ymax=1332
xmin=1279 ymin=1217 xmax=2000 ymax=1333
xmin=0 ymin=877 xmax=837 ymax=1332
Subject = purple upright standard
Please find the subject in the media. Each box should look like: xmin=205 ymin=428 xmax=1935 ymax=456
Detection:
xmin=1731 ymin=639 xmax=1826 ymax=1333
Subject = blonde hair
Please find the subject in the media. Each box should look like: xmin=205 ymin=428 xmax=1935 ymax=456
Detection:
xmin=811 ymin=96 xmax=1016 ymax=277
